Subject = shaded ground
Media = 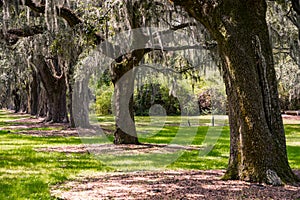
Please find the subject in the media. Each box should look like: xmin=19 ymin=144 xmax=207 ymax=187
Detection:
xmin=2 ymin=111 xmax=300 ymax=199
xmin=0 ymin=113 xmax=79 ymax=137
xmin=51 ymin=170 xmax=300 ymax=200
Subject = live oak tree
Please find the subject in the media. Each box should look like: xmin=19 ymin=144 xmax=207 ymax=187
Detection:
xmin=1 ymin=0 xmax=299 ymax=184
xmin=104 ymin=1 xmax=210 ymax=144
xmin=171 ymin=0 xmax=299 ymax=184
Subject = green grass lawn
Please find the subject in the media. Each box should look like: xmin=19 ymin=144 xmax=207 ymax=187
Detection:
xmin=0 ymin=110 xmax=299 ymax=199
xmin=0 ymin=111 xmax=111 ymax=200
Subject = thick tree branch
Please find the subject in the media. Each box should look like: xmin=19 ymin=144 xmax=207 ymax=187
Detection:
xmin=145 ymin=43 xmax=217 ymax=52
xmin=154 ymin=22 xmax=197 ymax=36
xmin=0 ymin=25 xmax=44 ymax=45
xmin=1 ymin=0 xmax=105 ymax=45
xmin=169 ymin=0 xmax=224 ymax=41
xmin=292 ymin=0 xmax=300 ymax=16
xmin=7 ymin=25 xmax=44 ymax=37
xmin=22 ymin=0 xmax=105 ymax=43
xmin=22 ymin=0 xmax=82 ymax=27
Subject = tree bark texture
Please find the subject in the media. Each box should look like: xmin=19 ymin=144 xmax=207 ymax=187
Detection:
xmin=110 ymin=51 xmax=144 ymax=145
xmin=28 ymin=67 xmax=39 ymax=115
xmin=72 ymin=77 xmax=91 ymax=128
xmin=34 ymin=55 xmax=68 ymax=123
xmin=172 ymin=0 xmax=299 ymax=184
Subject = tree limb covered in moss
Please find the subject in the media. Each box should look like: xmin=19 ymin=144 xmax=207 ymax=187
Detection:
xmin=22 ymin=0 xmax=104 ymax=43
xmin=145 ymin=43 xmax=217 ymax=52
xmin=153 ymin=22 xmax=197 ymax=37
xmin=7 ymin=25 xmax=44 ymax=37
xmin=0 ymin=0 xmax=105 ymax=45
xmin=0 ymin=25 xmax=44 ymax=45
xmin=0 ymin=0 xmax=81 ymax=27
xmin=22 ymin=0 xmax=82 ymax=27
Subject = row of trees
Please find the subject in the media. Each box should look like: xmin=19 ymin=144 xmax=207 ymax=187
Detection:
xmin=0 ymin=0 xmax=300 ymax=184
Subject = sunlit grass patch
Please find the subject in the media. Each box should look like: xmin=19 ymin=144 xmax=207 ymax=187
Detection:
xmin=0 ymin=110 xmax=300 ymax=199
xmin=285 ymin=124 xmax=300 ymax=169
xmin=0 ymin=130 xmax=111 ymax=199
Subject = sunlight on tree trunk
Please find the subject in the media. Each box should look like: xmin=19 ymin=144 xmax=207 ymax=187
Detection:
xmin=172 ymin=0 xmax=299 ymax=184
xmin=110 ymin=57 xmax=139 ymax=145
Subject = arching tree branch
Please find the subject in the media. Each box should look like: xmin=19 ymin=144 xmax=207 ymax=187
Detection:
xmin=22 ymin=0 xmax=105 ymax=43
xmin=0 ymin=25 xmax=44 ymax=45
xmin=22 ymin=0 xmax=82 ymax=27
xmin=7 ymin=25 xmax=44 ymax=37
xmin=1 ymin=0 xmax=105 ymax=45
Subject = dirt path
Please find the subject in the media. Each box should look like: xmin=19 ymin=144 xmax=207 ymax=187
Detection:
xmin=0 ymin=113 xmax=79 ymax=137
xmin=51 ymin=170 xmax=300 ymax=200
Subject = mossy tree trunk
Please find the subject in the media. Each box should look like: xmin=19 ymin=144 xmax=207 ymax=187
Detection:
xmin=34 ymin=55 xmax=68 ymax=123
xmin=108 ymin=0 xmax=149 ymax=144
xmin=110 ymin=50 xmax=147 ymax=145
xmin=172 ymin=0 xmax=299 ymax=184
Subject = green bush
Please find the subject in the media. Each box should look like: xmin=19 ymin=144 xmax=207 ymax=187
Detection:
xmin=134 ymin=83 xmax=181 ymax=116
xmin=95 ymin=85 xmax=114 ymax=115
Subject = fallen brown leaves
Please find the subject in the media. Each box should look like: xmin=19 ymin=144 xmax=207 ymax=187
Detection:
xmin=51 ymin=170 xmax=300 ymax=200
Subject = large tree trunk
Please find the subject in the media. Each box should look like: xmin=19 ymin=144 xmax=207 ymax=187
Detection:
xmin=109 ymin=47 xmax=149 ymax=144
xmin=173 ymin=0 xmax=299 ymax=184
xmin=110 ymin=57 xmax=139 ymax=145
xmin=45 ymin=76 xmax=68 ymax=123
xmin=34 ymin=55 xmax=68 ymax=123
xmin=220 ymin=23 xmax=296 ymax=184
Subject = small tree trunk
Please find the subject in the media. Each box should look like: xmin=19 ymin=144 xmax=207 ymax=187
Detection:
xmin=29 ymin=68 xmax=39 ymax=115
xmin=68 ymin=81 xmax=76 ymax=128
xmin=12 ymin=89 xmax=21 ymax=113
xmin=67 ymin=67 xmax=76 ymax=128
